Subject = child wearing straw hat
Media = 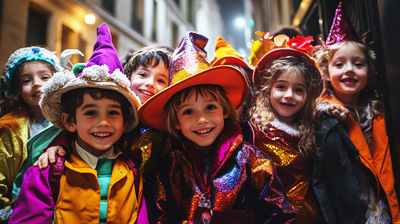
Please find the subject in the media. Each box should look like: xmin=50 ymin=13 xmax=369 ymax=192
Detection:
xmin=9 ymin=24 xmax=147 ymax=223
xmin=139 ymin=31 xmax=296 ymax=223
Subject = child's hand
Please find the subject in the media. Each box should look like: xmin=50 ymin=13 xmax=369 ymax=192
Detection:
xmin=328 ymin=104 xmax=349 ymax=121
xmin=33 ymin=146 xmax=66 ymax=170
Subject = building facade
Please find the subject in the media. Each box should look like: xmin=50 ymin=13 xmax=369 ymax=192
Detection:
xmin=0 ymin=0 xmax=223 ymax=67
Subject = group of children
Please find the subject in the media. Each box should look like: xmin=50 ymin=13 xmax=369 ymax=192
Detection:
xmin=0 ymin=1 xmax=398 ymax=223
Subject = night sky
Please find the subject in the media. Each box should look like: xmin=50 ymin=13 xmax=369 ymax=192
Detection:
xmin=216 ymin=0 xmax=248 ymax=56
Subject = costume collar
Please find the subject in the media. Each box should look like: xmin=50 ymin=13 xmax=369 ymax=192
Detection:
xmin=269 ymin=118 xmax=302 ymax=137
xmin=75 ymin=140 xmax=121 ymax=169
xmin=182 ymin=120 xmax=243 ymax=193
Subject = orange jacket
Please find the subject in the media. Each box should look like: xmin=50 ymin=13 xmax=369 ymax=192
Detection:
xmin=320 ymin=95 xmax=399 ymax=223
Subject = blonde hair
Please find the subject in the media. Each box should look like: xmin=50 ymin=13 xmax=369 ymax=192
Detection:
xmin=163 ymin=84 xmax=238 ymax=139
xmin=316 ymin=41 xmax=383 ymax=116
xmin=250 ymin=56 xmax=322 ymax=155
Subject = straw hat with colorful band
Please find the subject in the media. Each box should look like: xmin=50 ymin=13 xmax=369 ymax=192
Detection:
xmin=139 ymin=32 xmax=249 ymax=130
xmin=1 ymin=46 xmax=62 ymax=95
xmin=325 ymin=2 xmax=362 ymax=47
xmin=210 ymin=37 xmax=252 ymax=70
xmin=252 ymin=48 xmax=322 ymax=93
xmin=40 ymin=23 xmax=140 ymax=132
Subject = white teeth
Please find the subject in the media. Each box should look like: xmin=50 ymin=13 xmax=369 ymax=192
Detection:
xmin=195 ymin=128 xmax=212 ymax=134
xmin=93 ymin=133 xmax=111 ymax=137
xmin=139 ymin=90 xmax=154 ymax=96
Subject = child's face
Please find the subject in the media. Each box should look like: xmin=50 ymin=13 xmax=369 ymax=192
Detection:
xmin=328 ymin=43 xmax=368 ymax=105
xmin=20 ymin=62 xmax=53 ymax=109
xmin=175 ymin=92 xmax=228 ymax=148
xmin=270 ymin=71 xmax=306 ymax=125
xmin=62 ymin=93 xmax=125 ymax=157
xmin=130 ymin=60 xmax=169 ymax=103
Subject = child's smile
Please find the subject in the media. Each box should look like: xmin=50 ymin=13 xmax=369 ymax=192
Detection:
xmin=328 ymin=43 xmax=368 ymax=106
xmin=175 ymin=92 xmax=227 ymax=148
xmin=62 ymin=93 xmax=125 ymax=157
xmin=270 ymin=71 xmax=306 ymax=125
xmin=130 ymin=60 xmax=169 ymax=103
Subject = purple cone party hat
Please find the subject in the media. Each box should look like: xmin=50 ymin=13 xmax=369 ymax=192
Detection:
xmin=139 ymin=32 xmax=249 ymax=130
xmin=210 ymin=37 xmax=252 ymax=71
xmin=325 ymin=2 xmax=362 ymax=47
xmin=40 ymin=23 xmax=140 ymax=132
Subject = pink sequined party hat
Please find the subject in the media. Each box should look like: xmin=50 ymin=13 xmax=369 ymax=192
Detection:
xmin=325 ymin=2 xmax=362 ymax=47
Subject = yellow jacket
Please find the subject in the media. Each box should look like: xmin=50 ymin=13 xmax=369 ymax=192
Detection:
xmin=54 ymin=150 xmax=144 ymax=223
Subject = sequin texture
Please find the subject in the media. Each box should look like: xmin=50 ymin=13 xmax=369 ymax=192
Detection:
xmin=253 ymin=122 xmax=324 ymax=223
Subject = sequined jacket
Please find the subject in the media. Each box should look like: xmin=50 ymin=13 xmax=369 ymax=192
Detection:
xmin=313 ymin=95 xmax=400 ymax=224
xmin=0 ymin=110 xmax=29 ymax=208
xmin=155 ymin=121 xmax=297 ymax=224
xmin=251 ymin=119 xmax=325 ymax=224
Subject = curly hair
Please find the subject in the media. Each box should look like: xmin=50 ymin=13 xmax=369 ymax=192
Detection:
xmin=163 ymin=84 xmax=238 ymax=139
xmin=315 ymin=41 xmax=383 ymax=116
xmin=250 ymin=56 xmax=322 ymax=155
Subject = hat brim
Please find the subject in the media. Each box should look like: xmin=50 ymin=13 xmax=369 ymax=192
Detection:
xmin=139 ymin=65 xmax=248 ymax=130
xmin=211 ymin=56 xmax=252 ymax=71
xmin=41 ymin=68 xmax=140 ymax=132
xmin=252 ymin=48 xmax=319 ymax=89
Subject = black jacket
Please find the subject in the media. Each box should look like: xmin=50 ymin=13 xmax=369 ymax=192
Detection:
xmin=312 ymin=114 xmax=363 ymax=224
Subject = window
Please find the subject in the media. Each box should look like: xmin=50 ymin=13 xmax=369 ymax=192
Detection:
xmin=131 ymin=0 xmax=144 ymax=33
xmin=26 ymin=6 xmax=48 ymax=46
xmin=174 ymin=0 xmax=180 ymax=8
xmin=61 ymin=25 xmax=79 ymax=64
xmin=102 ymin=0 xmax=115 ymax=15
xmin=152 ymin=0 xmax=158 ymax=41
xmin=188 ymin=0 xmax=195 ymax=25
xmin=78 ymin=34 xmax=87 ymax=62
xmin=172 ymin=23 xmax=179 ymax=48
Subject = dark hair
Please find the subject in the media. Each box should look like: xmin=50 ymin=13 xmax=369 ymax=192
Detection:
xmin=0 ymin=61 xmax=57 ymax=117
xmin=163 ymin=84 xmax=238 ymax=139
xmin=60 ymin=88 xmax=134 ymax=128
xmin=273 ymin=26 xmax=303 ymax=39
xmin=123 ymin=45 xmax=172 ymax=80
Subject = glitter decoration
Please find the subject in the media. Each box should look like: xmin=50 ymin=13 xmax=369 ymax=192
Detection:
xmin=153 ymin=121 xmax=296 ymax=223
xmin=325 ymin=2 xmax=362 ymax=47
xmin=253 ymin=123 xmax=325 ymax=223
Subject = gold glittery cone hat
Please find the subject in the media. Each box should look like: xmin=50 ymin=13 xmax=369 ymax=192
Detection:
xmin=139 ymin=32 xmax=248 ymax=130
xmin=325 ymin=2 xmax=362 ymax=47
xmin=210 ymin=37 xmax=252 ymax=71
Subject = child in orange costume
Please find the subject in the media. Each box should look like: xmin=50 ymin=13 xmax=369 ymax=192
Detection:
xmin=313 ymin=2 xmax=399 ymax=223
